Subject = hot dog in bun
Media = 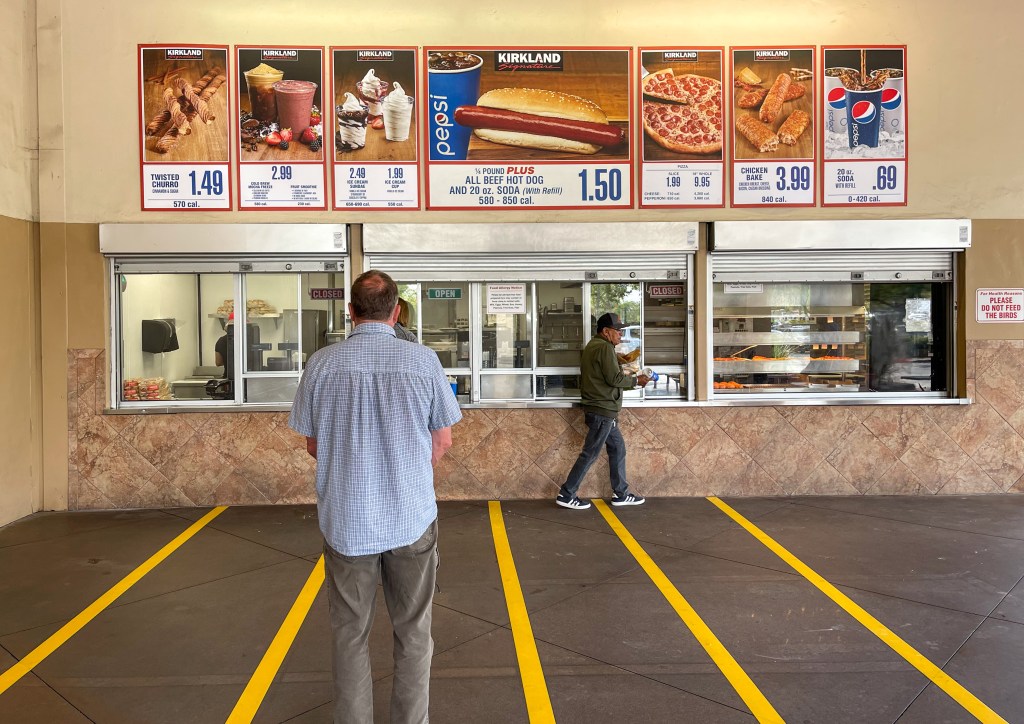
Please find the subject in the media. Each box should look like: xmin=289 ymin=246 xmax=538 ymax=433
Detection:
xmin=454 ymin=87 xmax=626 ymax=155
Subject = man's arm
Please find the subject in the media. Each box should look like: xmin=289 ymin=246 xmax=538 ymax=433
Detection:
xmin=306 ymin=436 xmax=317 ymax=459
xmin=601 ymin=344 xmax=639 ymax=389
xmin=431 ymin=427 xmax=452 ymax=466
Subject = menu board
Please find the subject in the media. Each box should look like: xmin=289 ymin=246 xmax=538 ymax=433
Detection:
xmin=424 ymin=47 xmax=633 ymax=210
xmin=331 ymin=48 xmax=420 ymax=210
xmin=821 ymin=46 xmax=907 ymax=207
xmin=138 ymin=45 xmax=231 ymax=210
xmin=730 ymin=46 xmax=816 ymax=207
xmin=236 ymin=47 xmax=327 ymax=209
xmin=639 ymin=48 xmax=725 ymax=208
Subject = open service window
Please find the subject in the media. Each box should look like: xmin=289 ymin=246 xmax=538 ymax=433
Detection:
xmin=101 ymin=224 xmax=349 ymax=410
xmin=364 ymin=222 xmax=697 ymax=406
xmin=709 ymin=220 xmax=969 ymax=401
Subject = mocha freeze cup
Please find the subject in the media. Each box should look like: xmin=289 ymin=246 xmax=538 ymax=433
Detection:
xmin=427 ymin=51 xmax=482 ymax=160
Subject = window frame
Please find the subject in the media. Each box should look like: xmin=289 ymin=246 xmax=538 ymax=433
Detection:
xmin=108 ymin=256 xmax=349 ymax=411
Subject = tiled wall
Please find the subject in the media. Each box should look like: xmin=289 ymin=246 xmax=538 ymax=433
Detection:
xmin=69 ymin=341 xmax=1024 ymax=509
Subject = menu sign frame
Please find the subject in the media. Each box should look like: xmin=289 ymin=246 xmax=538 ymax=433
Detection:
xmin=729 ymin=45 xmax=817 ymax=208
xmin=331 ymin=47 xmax=421 ymax=210
xmin=820 ymin=45 xmax=908 ymax=207
xmin=639 ymin=47 xmax=726 ymax=208
xmin=138 ymin=44 xmax=232 ymax=211
xmin=235 ymin=45 xmax=328 ymax=210
xmin=424 ymin=46 xmax=634 ymax=210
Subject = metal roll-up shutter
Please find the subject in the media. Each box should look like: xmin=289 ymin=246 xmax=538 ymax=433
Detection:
xmin=711 ymin=250 xmax=955 ymax=283
xmin=366 ymin=251 xmax=691 ymax=281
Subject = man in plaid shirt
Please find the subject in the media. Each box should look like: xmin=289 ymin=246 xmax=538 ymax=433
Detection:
xmin=290 ymin=270 xmax=462 ymax=723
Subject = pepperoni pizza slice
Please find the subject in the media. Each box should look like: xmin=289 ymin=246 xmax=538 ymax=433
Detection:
xmin=642 ymin=73 xmax=723 ymax=155
xmin=642 ymin=69 xmax=694 ymax=105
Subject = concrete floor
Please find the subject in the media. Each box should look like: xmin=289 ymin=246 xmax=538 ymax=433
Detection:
xmin=1 ymin=496 xmax=1023 ymax=723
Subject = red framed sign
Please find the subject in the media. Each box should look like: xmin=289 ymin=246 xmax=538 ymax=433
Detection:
xmin=330 ymin=47 xmax=421 ymax=210
xmin=138 ymin=45 xmax=231 ymax=210
xmin=820 ymin=45 xmax=908 ymax=207
xmin=235 ymin=46 xmax=328 ymax=210
xmin=639 ymin=47 xmax=726 ymax=208
xmin=423 ymin=46 xmax=634 ymax=210
xmin=729 ymin=46 xmax=816 ymax=208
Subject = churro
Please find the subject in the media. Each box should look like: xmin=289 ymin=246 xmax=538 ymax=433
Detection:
xmin=174 ymin=77 xmax=215 ymax=124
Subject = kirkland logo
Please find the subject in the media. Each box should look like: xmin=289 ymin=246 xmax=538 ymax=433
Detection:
xmin=663 ymin=51 xmax=698 ymax=61
xmin=165 ymin=49 xmax=203 ymax=59
xmin=262 ymin=49 xmax=298 ymax=61
xmin=358 ymin=50 xmax=395 ymax=61
xmin=495 ymin=51 xmax=563 ymax=72
xmin=755 ymin=50 xmax=790 ymax=60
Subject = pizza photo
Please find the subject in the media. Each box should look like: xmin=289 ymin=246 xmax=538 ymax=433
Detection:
xmin=640 ymin=57 xmax=724 ymax=162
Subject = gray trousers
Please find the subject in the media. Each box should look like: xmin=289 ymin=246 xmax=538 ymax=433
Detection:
xmin=323 ymin=519 xmax=438 ymax=724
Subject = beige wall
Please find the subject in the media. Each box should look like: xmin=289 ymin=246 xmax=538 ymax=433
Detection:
xmin=0 ymin=0 xmax=41 ymax=527
xmin=0 ymin=0 xmax=37 ymax=222
xmin=0 ymin=216 xmax=43 ymax=526
xmin=967 ymin=220 xmax=1024 ymax=340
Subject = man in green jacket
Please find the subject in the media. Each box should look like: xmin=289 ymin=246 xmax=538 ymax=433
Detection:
xmin=556 ymin=312 xmax=650 ymax=510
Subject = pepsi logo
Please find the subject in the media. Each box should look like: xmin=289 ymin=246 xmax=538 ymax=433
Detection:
xmin=851 ymin=100 xmax=877 ymax=124
xmin=827 ymin=87 xmax=847 ymax=109
xmin=881 ymin=88 xmax=903 ymax=110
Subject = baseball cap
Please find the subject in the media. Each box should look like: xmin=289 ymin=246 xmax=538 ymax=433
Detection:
xmin=596 ymin=312 xmax=626 ymax=331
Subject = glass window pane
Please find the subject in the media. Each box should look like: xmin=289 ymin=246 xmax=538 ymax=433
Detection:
xmin=642 ymin=282 xmax=687 ymax=399
xmin=537 ymin=374 xmax=581 ymax=399
xmin=420 ymin=282 xmax=470 ymax=369
xmin=867 ymin=283 xmax=947 ymax=392
xmin=537 ymin=281 xmax=583 ymax=368
xmin=398 ymin=283 xmax=419 ymax=341
xmin=301 ymin=272 xmax=348 ymax=349
xmin=589 ymin=282 xmax=641 ymax=334
xmin=712 ymin=282 xmax=949 ymax=395
xmin=482 ymin=283 xmax=532 ymax=370
xmin=119 ymin=272 xmax=230 ymax=402
xmin=242 ymin=274 xmax=293 ymax=373
xmin=480 ymin=373 xmax=532 ymax=400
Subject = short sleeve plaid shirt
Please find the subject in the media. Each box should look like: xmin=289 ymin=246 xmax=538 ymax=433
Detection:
xmin=289 ymin=323 xmax=463 ymax=556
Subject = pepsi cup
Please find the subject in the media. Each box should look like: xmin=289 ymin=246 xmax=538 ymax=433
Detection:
xmin=845 ymin=88 xmax=883 ymax=149
xmin=873 ymin=69 xmax=905 ymax=136
xmin=824 ymin=67 xmax=857 ymax=134
xmin=427 ymin=52 xmax=483 ymax=160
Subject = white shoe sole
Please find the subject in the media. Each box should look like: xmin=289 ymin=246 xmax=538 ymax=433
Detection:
xmin=610 ymin=498 xmax=645 ymax=506
xmin=556 ymin=499 xmax=592 ymax=510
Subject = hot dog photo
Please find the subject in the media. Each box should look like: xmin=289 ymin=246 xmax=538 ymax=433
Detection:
xmin=426 ymin=48 xmax=631 ymax=161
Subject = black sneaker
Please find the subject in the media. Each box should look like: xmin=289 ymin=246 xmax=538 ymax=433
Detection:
xmin=555 ymin=493 xmax=592 ymax=510
xmin=610 ymin=491 xmax=645 ymax=507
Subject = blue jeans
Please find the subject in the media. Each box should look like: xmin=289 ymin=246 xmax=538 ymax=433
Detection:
xmin=559 ymin=412 xmax=628 ymax=498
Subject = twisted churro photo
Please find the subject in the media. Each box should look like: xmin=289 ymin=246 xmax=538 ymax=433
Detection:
xmin=140 ymin=48 xmax=229 ymax=162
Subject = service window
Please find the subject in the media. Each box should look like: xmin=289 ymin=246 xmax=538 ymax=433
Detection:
xmin=481 ymin=282 xmax=533 ymax=400
xmin=406 ymin=282 xmax=472 ymax=402
xmin=537 ymin=281 xmax=584 ymax=399
xmin=114 ymin=262 xmax=348 ymax=408
xmin=712 ymin=281 xmax=951 ymax=396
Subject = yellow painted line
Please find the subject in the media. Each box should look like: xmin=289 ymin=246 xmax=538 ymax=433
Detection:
xmin=0 ymin=506 xmax=228 ymax=697
xmin=227 ymin=555 xmax=325 ymax=723
xmin=707 ymin=496 xmax=1008 ymax=724
xmin=594 ymin=499 xmax=784 ymax=723
xmin=488 ymin=501 xmax=555 ymax=724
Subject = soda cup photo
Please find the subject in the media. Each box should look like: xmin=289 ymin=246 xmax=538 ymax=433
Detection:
xmin=427 ymin=51 xmax=483 ymax=160
xmin=872 ymin=68 xmax=905 ymax=135
xmin=824 ymin=67 xmax=858 ymax=134
xmin=845 ymin=87 xmax=883 ymax=149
